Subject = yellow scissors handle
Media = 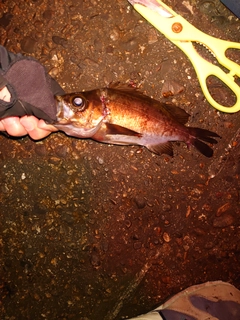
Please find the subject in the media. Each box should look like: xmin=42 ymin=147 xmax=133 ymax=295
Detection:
xmin=131 ymin=2 xmax=240 ymax=113
xmin=177 ymin=41 xmax=240 ymax=113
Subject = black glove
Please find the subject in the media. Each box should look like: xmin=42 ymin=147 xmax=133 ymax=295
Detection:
xmin=0 ymin=45 xmax=65 ymax=123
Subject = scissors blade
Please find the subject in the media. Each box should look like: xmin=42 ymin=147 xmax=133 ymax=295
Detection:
xmin=128 ymin=0 xmax=173 ymax=18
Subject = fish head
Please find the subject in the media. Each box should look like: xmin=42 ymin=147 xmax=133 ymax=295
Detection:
xmin=54 ymin=90 xmax=106 ymax=138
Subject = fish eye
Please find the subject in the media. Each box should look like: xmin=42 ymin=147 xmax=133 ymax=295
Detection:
xmin=73 ymin=97 xmax=83 ymax=107
xmin=72 ymin=96 xmax=86 ymax=111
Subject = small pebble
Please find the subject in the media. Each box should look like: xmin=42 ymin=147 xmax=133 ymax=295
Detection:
xmin=162 ymin=204 xmax=172 ymax=212
xmin=133 ymin=241 xmax=142 ymax=250
xmin=55 ymin=145 xmax=69 ymax=158
xmin=52 ymin=35 xmax=68 ymax=48
xmin=35 ymin=144 xmax=47 ymax=156
xmin=163 ymin=232 xmax=171 ymax=243
xmin=213 ymin=213 xmax=234 ymax=228
xmin=90 ymin=253 xmax=101 ymax=267
xmin=97 ymin=157 xmax=104 ymax=165
xmin=21 ymin=36 xmax=37 ymax=53
xmin=0 ymin=13 xmax=13 ymax=27
xmin=48 ymin=157 xmax=61 ymax=165
xmin=216 ymin=203 xmax=231 ymax=217
xmin=43 ymin=10 xmax=53 ymax=20
xmin=134 ymin=196 xmax=146 ymax=209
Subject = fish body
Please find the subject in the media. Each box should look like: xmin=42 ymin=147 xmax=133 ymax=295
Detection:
xmin=54 ymin=84 xmax=219 ymax=157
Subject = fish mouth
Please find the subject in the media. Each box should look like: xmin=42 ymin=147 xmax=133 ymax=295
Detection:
xmin=55 ymin=95 xmax=75 ymax=123
xmin=53 ymin=95 xmax=105 ymax=138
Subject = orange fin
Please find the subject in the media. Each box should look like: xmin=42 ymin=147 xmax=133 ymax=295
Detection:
xmin=188 ymin=127 xmax=220 ymax=158
xmin=106 ymin=123 xmax=142 ymax=137
xmin=147 ymin=142 xmax=173 ymax=156
xmin=107 ymin=82 xmax=150 ymax=100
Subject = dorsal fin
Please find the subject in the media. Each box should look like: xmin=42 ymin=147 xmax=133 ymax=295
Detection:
xmin=163 ymin=104 xmax=190 ymax=125
xmin=107 ymin=82 xmax=150 ymax=100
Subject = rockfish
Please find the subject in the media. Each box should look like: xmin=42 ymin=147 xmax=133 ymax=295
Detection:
xmin=54 ymin=84 xmax=220 ymax=157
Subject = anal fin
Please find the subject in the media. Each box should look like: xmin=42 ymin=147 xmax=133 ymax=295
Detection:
xmin=147 ymin=142 xmax=173 ymax=156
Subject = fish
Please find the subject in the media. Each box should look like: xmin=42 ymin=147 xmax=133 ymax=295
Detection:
xmin=53 ymin=83 xmax=220 ymax=157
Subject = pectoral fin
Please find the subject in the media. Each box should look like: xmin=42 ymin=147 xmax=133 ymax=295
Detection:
xmin=106 ymin=123 xmax=142 ymax=137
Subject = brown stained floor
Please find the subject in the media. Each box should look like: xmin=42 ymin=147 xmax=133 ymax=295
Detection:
xmin=0 ymin=0 xmax=240 ymax=319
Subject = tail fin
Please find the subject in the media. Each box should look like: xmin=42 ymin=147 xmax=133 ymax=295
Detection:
xmin=188 ymin=127 xmax=220 ymax=157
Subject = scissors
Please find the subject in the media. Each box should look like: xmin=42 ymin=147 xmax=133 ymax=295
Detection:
xmin=127 ymin=0 xmax=240 ymax=113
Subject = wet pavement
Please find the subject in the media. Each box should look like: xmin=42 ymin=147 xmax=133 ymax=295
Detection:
xmin=0 ymin=0 xmax=240 ymax=319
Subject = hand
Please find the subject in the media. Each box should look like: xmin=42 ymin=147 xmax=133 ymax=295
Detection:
xmin=0 ymin=86 xmax=11 ymax=102
xmin=0 ymin=116 xmax=57 ymax=139
xmin=0 ymin=85 xmax=57 ymax=139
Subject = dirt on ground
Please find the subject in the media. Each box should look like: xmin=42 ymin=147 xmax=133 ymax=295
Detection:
xmin=0 ymin=0 xmax=240 ymax=319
